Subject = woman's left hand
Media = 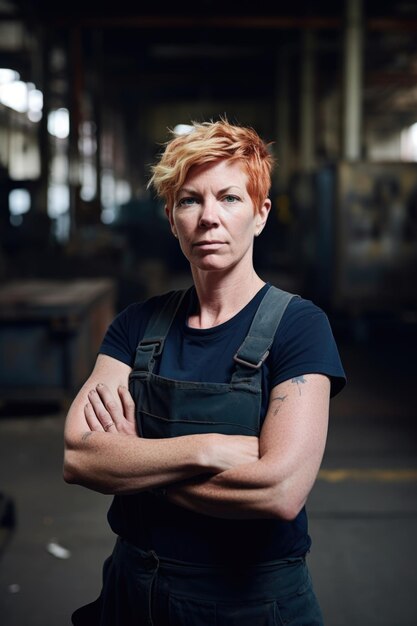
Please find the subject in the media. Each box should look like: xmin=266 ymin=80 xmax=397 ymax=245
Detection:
xmin=84 ymin=383 xmax=138 ymax=436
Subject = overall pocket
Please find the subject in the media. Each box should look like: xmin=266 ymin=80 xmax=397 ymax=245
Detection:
xmin=131 ymin=374 xmax=261 ymax=438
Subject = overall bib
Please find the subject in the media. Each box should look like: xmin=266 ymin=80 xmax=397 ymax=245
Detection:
xmin=72 ymin=285 xmax=324 ymax=626
xmin=129 ymin=285 xmax=294 ymax=441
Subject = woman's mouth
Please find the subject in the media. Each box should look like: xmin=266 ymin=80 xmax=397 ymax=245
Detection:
xmin=193 ymin=240 xmax=225 ymax=250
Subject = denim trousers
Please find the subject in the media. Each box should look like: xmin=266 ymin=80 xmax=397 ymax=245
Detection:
xmin=72 ymin=537 xmax=324 ymax=626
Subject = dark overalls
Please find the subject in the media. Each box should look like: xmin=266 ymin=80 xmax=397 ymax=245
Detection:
xmin=72 ymin=286 xmax=324 ymax=626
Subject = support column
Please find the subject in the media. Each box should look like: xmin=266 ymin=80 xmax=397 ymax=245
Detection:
xmin=68 ymin=26 xmax=83 ymax=238
xmin=36 ymin=25 xmax=50 ymax=214
xmin=92 ymin=29 xmax=103 ymax=216
xmin=343 ymin=0 xmax=364 ymax=161
xmin=300 ymin=30 xmax=315 ymax=171
xmin=274 ymin=45 xmax=291 ymax=188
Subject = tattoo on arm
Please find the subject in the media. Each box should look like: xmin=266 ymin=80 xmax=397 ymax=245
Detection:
xmin=292 ymin=375 xmax=307 ymax=395
xmin=82 ymin=431 xmax=93 ymax=441
xmin=271 ymin=394 xmax=288 ymax=416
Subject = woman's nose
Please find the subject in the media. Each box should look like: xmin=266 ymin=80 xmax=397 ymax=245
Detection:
xmin=198 ymin=199 xmax=219 ymax=228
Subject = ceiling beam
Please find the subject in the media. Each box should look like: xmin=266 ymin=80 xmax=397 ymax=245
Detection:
xmin=44 ymin=15 xmax=340 ymax=29
xmin=36 ymin=15 xmax=417 ymax=32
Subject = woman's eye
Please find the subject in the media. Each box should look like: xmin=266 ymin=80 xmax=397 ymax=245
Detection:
xmin=178 ymin=197 xmax=197 ymax=206
xmin=223 ymin=195 xmax=239 ymax=203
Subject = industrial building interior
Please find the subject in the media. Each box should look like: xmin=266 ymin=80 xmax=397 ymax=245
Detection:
xmin=0 ymin=1 xmax=416 ymax=625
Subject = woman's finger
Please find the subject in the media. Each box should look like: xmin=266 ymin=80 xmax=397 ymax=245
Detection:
xmin=118 ymin=385 xmax=136 ymax=424
xmin=87 ymin=388 xmax=117 ymax=431
xmin=84 ymin=401 xmax=106 ymax=432
xmin=94 ymin=383 xmax=124 ymax=429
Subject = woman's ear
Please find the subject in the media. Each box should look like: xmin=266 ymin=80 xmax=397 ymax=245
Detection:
xmin=165 ymin=205 xmax=178 ymax=238
xmin=255 ymin=198 xmax=271 ymax=236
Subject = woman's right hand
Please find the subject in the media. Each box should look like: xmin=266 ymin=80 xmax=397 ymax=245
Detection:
xmin=84 ymin=382 xmax=138 ymax=437
xmin=207 ymin=434 xmax=260 ymax=473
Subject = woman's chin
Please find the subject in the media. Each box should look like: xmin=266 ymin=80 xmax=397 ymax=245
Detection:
xmin=190 ymin=258 xmax=240 ymax=275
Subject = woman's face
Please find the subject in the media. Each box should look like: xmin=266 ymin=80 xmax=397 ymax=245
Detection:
xmin=166 ymin=159 xmax=270 ymax=275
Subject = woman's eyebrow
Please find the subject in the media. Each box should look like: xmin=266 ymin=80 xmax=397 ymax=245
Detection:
xmin=218 ymin=186 xmax=244 ymax=194
xmin=177 ymin=185 xmax=244 ymax=196
xmin=177 ymin=187 xmax=199 ymax=195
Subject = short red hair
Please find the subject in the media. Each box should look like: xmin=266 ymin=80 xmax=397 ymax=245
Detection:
xmin=148 ymin=118 xmax=274 ymax=213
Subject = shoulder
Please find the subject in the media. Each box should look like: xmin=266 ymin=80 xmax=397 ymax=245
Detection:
xmin=99 ymin=289 xmax=187 ymax=367
xmin=269 ymin=293 xmax=346 ymax=397
xmin=263 ymin=288 xmax=330 ymax=344
xmin=280 ymin=295 xmax=330 ymax=337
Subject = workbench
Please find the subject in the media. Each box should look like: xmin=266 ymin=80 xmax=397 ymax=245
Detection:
xmin=0 ymin=278 xmax=116 ymax=409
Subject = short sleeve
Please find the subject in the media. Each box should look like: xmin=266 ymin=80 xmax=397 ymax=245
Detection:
xmin=98 ymin=302 xmax=146 ymax=367
xmin=98 ymin=292 xmax=177 ymax=368
xmin=269 ymin=298 xmax=346 ymax=398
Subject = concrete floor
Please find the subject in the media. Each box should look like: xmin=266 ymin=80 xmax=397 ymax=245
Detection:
xmin=0 ymin=329 xmax=416 ymax=626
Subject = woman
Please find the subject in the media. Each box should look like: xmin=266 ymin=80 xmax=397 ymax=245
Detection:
xmin=64 ymin=118 xmax=346 ymax=625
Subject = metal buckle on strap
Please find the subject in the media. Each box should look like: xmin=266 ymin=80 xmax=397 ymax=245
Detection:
xmin=139 ymin=337 xmax=164 ymax=356
xmin=233 ymin=350 xmax=269 ymax=370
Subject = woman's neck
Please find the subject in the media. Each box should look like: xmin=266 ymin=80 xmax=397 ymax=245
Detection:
xmin=188 ymin=268 xmax=265 ymax=329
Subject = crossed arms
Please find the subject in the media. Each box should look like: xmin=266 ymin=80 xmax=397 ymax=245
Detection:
xmin=63 ymin=353 xmax=330 ymax=520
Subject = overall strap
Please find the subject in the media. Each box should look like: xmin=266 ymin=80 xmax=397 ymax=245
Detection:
xmin=231 ymin=286 xmax=298 ymax=383
xmin=133 ymin=289 xmax=188 ymax=373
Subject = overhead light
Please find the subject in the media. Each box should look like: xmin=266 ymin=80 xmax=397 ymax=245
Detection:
xmin=48 ymin=108 xmax=70 ymax=139
xmin=0 ymin=72 xmax=44 ymax=121
xmin=9 ymin=188 xmax=31 ymax=216
xmin=0 ymin=80 xmax=28 ymax=112
xmin=0 ymin=68 xmax=20 ymax=84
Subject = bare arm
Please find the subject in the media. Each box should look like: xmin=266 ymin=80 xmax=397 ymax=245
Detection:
xmin=63 ymin=354 xmax=259 ymax=495
xmin=166 ymin=373 xmax=330 ymax=520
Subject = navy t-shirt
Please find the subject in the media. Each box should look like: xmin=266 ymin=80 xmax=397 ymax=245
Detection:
xmin=99 ymin=283 xmax=346 ymax=564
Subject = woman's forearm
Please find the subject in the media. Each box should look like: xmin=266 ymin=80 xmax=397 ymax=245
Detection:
xmin=63 ymin=430 xmax=223 ymax=494
xmin=166 ymin=459 xmax=273 ymax=519
xmin=63 ymin=430 xmax=259 ymax=496
xmin=167 ymin=457 xmax=306 ymax=521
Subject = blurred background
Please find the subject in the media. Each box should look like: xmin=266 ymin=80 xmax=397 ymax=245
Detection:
xmin=0 ymin=1 xmax=416 ymax=625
